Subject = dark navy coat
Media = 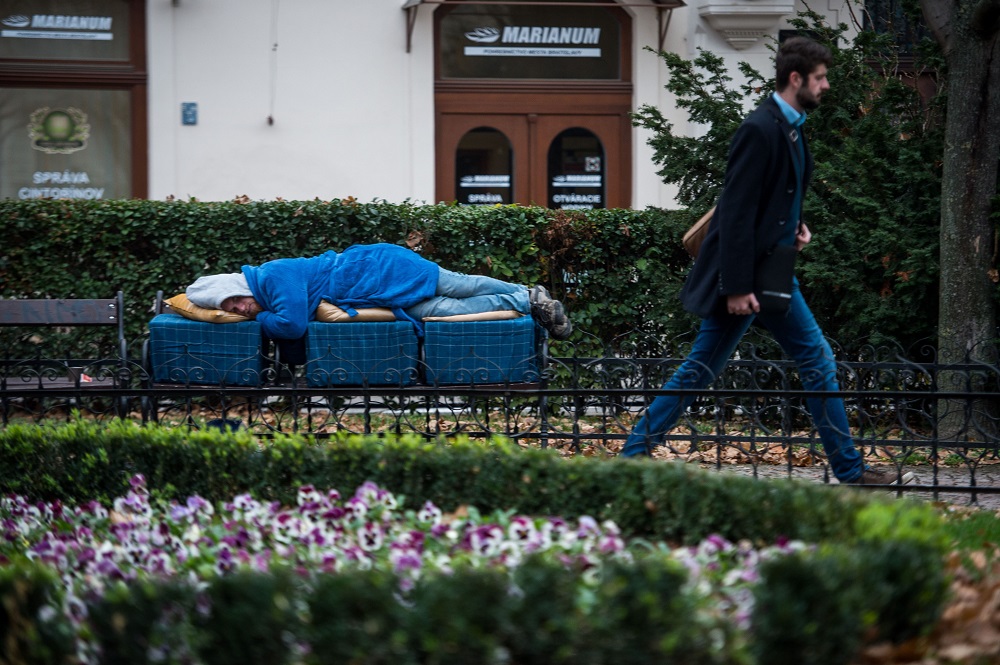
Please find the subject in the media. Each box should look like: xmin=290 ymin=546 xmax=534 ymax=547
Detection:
xmin=680 ymin=96 xmax=812 ymax=318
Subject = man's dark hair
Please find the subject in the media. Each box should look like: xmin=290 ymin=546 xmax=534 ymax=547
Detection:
xmin=775 ymin=36 xmax=832 ymax=90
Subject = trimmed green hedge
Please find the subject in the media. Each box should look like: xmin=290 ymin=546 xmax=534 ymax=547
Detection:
xmin=4 ymin=559 xmax=729 ymax=665
xmin=0 ymin=421 xmax=952 ymax=664
xmin=1 ymin=195 xmax=956 ymax=360
xmin=752 ymin=539 xmax=948 ymax=665
xmin=2 ymin=419 xmax=871 ymax=545
xmin=1 ymin=545 xmax=946 ymax=665
xmin=0 ymin=563 xmax=77 ymax=664
xmin=0 ymin=198 xmax=693 ymax=360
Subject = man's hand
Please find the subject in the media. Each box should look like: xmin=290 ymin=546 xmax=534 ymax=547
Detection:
xmin=796 ymin=222 xmax=812 ymax=251
xmin=727 ymin=293 xmax=759 ymax=316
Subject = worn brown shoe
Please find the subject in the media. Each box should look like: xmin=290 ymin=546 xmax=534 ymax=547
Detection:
xmin=529 ymin=285 xmax=573 ymax=340
xmin=854 ymin=467 xmax=917 ymax=486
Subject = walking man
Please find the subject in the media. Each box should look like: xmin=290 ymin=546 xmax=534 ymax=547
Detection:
xmin=620 ymin=37 xmax=914 ymax=486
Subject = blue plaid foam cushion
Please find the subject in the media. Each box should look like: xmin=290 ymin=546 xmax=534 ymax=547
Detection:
xmin=305 ymin=321 xmax=419 ymax=387
xmin=423 ymin=316 xmax=540 ymax=385
xmin=148 ymin=314 xmax=265 ymax=386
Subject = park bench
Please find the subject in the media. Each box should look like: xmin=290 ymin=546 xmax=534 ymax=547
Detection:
xmin=0 ymin=292 xmax=127 ymax=392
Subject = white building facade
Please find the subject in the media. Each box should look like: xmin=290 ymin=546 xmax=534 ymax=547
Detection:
xmin=1 ymin=0 xmax=856 ymax=209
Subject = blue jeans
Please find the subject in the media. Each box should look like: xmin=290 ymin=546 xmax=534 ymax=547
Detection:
xmin=620 ymin=282 xmax=865 ymax=483
xmin=404 ymin=269 xmax=530 ymax=319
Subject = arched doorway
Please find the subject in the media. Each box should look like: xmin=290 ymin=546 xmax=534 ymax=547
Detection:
xmin=434 ymin=0 xmax=632 ymax=208
xmin=455 ymin=126 xmax=514 ymax=205
xmin=547 ymin=127 xmax=605 ymax=210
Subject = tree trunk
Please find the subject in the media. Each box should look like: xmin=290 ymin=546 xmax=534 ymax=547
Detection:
xmin=920 ymin=0 xmax=1000 ymax=439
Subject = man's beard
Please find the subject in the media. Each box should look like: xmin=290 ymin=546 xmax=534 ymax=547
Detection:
xmin=797 ymin=88 xmax=821 ymax=110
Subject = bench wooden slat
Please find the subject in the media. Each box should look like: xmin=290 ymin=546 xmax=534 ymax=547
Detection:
xmin=0 ymin=299 xmax=120 ymax=326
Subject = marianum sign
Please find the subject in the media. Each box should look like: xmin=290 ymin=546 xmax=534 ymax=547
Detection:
xmin=440 ymin=5 xmax=620 ymax=79
xmin=1 ymin=13 xmax=114 ymax=40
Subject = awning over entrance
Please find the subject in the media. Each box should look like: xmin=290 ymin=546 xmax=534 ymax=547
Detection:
xmin=402 ymin=0 xmax=686 ymax=53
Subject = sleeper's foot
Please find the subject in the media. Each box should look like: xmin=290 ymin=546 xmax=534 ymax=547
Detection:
xmin=529 ymin=285 xmax=573 ymax=340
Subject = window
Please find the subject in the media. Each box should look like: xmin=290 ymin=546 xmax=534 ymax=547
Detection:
xmin=0 ymin=87 xmax=131 ymax=199
xmin=862 ymin=0 xmax=932 ymax=55
xmin=455 ymin=127 xmax=513 ymax=205
xmin=547 ymin=128 xmax=604 ymax=210
xmin=0 ymin=0 xmax=146 ymax=199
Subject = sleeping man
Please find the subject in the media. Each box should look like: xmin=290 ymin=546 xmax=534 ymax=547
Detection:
xmin=185 ymin=243 xmax=572 ymax=341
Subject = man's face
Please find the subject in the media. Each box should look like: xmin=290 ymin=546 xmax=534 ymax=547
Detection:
xmin=220 ymin=296 xmax=263 ymax=319
xmin=796 ymin=64 xmax=830 ymax=111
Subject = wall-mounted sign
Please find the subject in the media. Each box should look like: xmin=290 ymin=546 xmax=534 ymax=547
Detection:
xmin=439 ymin=4 xmax=621 ymax=80
xmin=181 ymin=102 xmax=198 ymax=126
xmin=1 ymin=88 xmax=131 ymax=199
xmin=0 ymin=1 xmax=130 ymax=61
xmin=1 ymin=14 xmax=113 ymax=39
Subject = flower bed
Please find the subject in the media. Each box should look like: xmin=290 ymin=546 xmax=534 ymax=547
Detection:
xmin=3 ymin=475 xmax=809 ymax=663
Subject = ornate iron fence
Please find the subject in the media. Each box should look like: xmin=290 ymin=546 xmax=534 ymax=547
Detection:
xmin=3 ymin=329 xmax=998 ymax=504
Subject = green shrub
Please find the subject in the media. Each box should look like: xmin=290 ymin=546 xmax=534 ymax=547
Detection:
xmin=196 ymin=570 xmax=300 ymax=665
xmin=581 ymin=556 xmax=728 ymax=665
xmin=307 ymin=571 xmax=413 ymax=665
xmin=0 ymin=418 xmax=264 ymax=505
xmin=0 ymin=189 xmax=956 ymax=356
xmin=0 ymin=563 xmax=75 ymax=665
xmin=502 ymin=557 xmax=582 ymax=665
xmin=0 ymin=419 xmax=953 ymax=665
xmin=0 ymin=198 xmax=697 ymax=360
xmin=852 ymin=502 xmax=950 ymax=643
xmin=854 ymin=500 xmax=949 ymax=551
xmin=858 ymin=539 xmax=948 ymax=644
xmin=87 ymin=579 xmax=198 ymax=665
xmin=0 ymin=420 xmax=873 ymax=545
xmin=751 ymin=538 xmax=948 ymax=665
xmin=406 ymin=567 xmax=510 ymax=665
xmin=751 ymin=547 xmax=869 ymax=665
